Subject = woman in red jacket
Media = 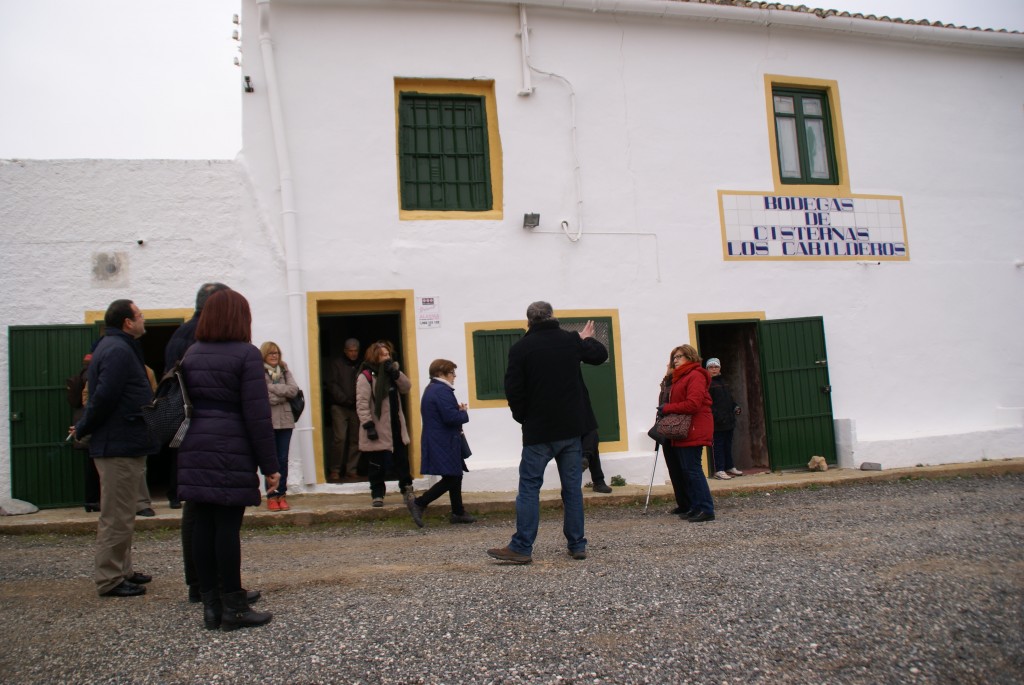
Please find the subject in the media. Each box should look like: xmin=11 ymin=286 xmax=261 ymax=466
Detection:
xmin=660 ymin=344 xmax=716 ymax=522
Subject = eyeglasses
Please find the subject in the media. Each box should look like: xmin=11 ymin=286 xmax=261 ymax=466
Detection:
xmin=672 ymin=354 xmax=684 ymax=361
xmin=267 ymin=351 xmax=280 ymax=356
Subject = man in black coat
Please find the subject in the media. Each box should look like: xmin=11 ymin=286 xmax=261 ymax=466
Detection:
xmin=72 ymin=299 xmax=156 ymax=597
xmin=487 ymin=301 xmax=607 ymax=564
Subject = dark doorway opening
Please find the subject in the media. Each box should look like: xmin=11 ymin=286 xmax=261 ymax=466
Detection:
xmin=138 ymin=321 xmax=181 ymax=503
xmin=695 ymin=321 xmax=769 ymax=470
xmin=318 ymin=312 xmax=407 ymax=482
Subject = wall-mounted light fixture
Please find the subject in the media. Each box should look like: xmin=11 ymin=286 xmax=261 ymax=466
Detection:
xmin=244 ymin=76 xmax=254 ymax=93
xmin=523 ymin=213 xmax=540 ymax=229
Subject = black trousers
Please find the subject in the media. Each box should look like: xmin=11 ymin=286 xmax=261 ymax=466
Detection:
xmin=366 ymin=444 xmax=412 ymax=499
xmin=582 ymin=429 xmax=606 ymax=483
xmin=181 ymin=500 xmax=198 ymax=588
xmin=82 ymin=452 xmax=101 ymax=505
xmin=191 ymin=502 xmax=245 ymax=594
xmin=663 ymin=444 xmax=691 ymax=511
xmin=416 ymin=475 xmax=465 ymax=515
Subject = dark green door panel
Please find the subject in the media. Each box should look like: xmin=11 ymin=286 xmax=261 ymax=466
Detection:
xmin=563 ymin=317 xmax=620 ymax=443
xmin=757 ymin=317 xmax=836 ymax=470
xmin=9 ymin=325 xmax=96 ymax=508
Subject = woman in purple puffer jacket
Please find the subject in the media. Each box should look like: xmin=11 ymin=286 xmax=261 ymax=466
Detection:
xmin=176 ymin=290 xmax=280 ymax=632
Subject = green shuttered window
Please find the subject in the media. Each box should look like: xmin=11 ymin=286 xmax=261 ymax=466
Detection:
xmin=471 ymin=328 xmax=524 ymax=400
xmin=398 ymin=93 xmax=493 ymax=211
xmin=772 ymin=88 xmax=838 ymax=185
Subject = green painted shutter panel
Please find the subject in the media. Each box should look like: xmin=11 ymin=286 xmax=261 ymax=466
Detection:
xmin=9 ymin=325 xmax=97 ymax=508
xmin=757 ymin=317 xmax=836 ymax=470
xmin=472 ymin=329 xmax=524 ymax=400
xmin=399 ymin=93 xmax=492 ymax=211
xmin=561 ymin=318 xmax=620 ymax=443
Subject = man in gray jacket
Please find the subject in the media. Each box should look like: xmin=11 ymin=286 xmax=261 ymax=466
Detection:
xmin=72 ymin=299 xmax=156 ymax=597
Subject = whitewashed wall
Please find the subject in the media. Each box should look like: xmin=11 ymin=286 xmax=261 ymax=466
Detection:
xmin=0 ymin=159 xmax=291 ymax=499
xmin=3 ymin=3 xmax=1023 ymax=501
xmin=236 ymin=0 xmax=1024 ymax=486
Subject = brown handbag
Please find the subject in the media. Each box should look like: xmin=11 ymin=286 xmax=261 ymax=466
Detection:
xmin=654 ymin=412 xmax=692 ymax=440
xmin=647 ymin=378 xmax=693 ymax=441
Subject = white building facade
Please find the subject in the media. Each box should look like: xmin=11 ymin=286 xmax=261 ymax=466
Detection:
xmin=2 ymin=0 xmax=1022 ymax=506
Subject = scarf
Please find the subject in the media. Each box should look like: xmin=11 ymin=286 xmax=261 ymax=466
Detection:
xmin=264 ymin=363 xmax=283 ymax=383
xmin=359 ymin=361 xmax=392 ymax=418
xmin=671 ymin=361 xmax=701 ymax=384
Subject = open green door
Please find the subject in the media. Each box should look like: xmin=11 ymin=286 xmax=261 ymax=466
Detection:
xmin=757 ymin=317 xmax=836 ymax=470
xmin=9 ymin=325 xmax=97 ymax=508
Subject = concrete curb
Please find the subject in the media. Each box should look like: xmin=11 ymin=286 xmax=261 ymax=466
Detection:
xmin=1 ymin=458 xmax=1020 ymax=536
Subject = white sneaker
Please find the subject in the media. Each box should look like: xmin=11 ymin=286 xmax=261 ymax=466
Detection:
xmin=727 ymin=468 xmax=743 ymax=476
xmin=714 ymin=471 xmax=732 ymax=480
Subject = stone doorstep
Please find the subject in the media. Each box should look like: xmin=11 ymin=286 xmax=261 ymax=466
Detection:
xmin=1 ymin=458 xmax=1021 ymax=536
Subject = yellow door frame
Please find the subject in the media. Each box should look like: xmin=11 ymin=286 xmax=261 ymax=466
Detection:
xmin=306 ymin=290 xmax=421 ymax=483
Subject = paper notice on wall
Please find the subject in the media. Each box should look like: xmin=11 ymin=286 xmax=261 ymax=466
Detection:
xmin=417 ymin=296 xmax=441 ymax=329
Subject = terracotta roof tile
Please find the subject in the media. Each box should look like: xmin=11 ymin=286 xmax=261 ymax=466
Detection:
xmin=679 ymin=0 xmax=1020 ymax=34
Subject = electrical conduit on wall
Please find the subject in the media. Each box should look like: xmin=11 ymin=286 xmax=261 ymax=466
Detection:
xmin=256 ymin=0 xmax=317 ymax=488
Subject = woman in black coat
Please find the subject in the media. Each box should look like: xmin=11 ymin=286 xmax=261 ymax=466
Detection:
xmin=176 ymin=290 xmax=280 ymax=632
xmin=706 ymin=358 xmax=743 ymax=480
xmin=410 ymin=359 xmax=475 ymax=526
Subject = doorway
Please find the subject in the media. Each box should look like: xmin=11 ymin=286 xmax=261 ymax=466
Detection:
xmin=696 ymin=320 xmax=769 ymax=471
xmin=7 ymin=314 xmax=185 ymax=509
xmin=309 ymin=291 xmax=420 ymax=484
xmin=694 ymin=315 xmax=837 ymax=472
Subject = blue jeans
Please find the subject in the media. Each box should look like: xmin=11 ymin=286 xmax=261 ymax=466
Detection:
xmin=509 ymin=437 xmax=586 ymax=557
xmin=712 ymin=429 xmax=735 ymax=472
xmin=678 ymin=445 xmax=714 ymax=515
xmin=266 ymin=428 xmax=292 ymax=497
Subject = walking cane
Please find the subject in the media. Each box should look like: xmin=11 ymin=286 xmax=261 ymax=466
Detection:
xmin=642 ymin=441 xmax=660 ymax=515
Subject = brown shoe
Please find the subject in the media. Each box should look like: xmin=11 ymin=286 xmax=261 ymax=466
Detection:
xmin=486 ymin=546 xmax=532 ymax=565
xmin=327 ymin=471 xmax=342 ymax=483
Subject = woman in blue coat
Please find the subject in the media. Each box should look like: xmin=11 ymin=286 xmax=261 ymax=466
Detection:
xmin=176 ymin=290 xmax=280 ymax=632
xmin=409 ymin=359 xmax=476 ymax=525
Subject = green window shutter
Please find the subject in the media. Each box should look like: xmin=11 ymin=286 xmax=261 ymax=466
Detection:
xmin=472 ymin=328 xmax=524 ymax=400
xmin=399 ymin=93 xmax=493 ymax=211
xmin=773 ymin=88 xmax=838 ymax=185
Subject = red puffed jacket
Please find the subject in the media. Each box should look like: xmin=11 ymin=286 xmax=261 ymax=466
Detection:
xmin=662 ymin=361 xmax=714 ymax=447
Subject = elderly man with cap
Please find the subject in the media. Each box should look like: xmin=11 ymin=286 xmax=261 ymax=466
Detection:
xmin=706 ymin=357 xmax=743 ymax=480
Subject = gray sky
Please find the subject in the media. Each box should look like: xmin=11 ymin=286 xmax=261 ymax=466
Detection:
xmin=0 ymin=0 xmax=1021 ymax=160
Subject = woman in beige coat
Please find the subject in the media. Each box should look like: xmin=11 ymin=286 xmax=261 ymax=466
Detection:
xmin=355 ymin=340 xmax=416 ymax=516
xmin=260 ymin=341 xmax=299 ymax=511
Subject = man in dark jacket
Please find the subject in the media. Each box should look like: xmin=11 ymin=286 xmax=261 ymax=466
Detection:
xmin=326 ymin=338 xmax=361 ymax=482
xmin=72 ymin=299 xmax=156 ymax=597
xmin=488 ymin=301 xmax=608 ymax=564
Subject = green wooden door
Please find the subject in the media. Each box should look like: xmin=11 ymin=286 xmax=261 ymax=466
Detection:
xmin=9 ymin=325 xmax=96 ymax=508
xmin=757 ymin=317 xmax=836 ymax=470
xmin=563 ymin=317 xmax=620 ymax=443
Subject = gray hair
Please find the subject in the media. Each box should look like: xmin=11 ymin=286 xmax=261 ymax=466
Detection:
xmin=526 ymin=301 xmax=554 ymax=326
xmin=196 ymin=282 xmax=230 ymax=312
xmin=344 ymin=338 xmax=360 ymax=350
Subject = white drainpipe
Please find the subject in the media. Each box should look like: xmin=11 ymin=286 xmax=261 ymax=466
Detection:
xmin=255 ymin=0 xmax=317 ymax=488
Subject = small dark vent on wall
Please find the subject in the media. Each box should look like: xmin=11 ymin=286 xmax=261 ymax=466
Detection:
xmin=92 ymin=251 xmax=128 ymax=288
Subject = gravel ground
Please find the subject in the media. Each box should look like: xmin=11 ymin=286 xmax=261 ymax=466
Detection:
xmin=0 ymin=474 xmax=1021 ymax=685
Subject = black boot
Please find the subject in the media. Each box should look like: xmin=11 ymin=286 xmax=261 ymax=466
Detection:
xmin=220 ymin=590 xmax=272 ymax=632
xmin=200 ymin=590 xmax=222 ymax=630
